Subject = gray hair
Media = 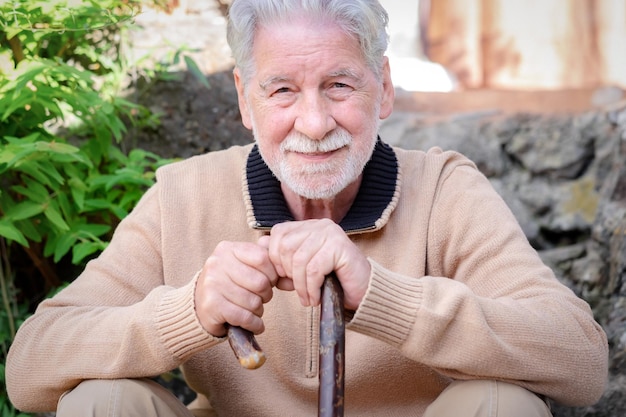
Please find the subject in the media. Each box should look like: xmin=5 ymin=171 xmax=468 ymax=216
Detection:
xmin=226 ymin=0 xmax=389 ymax=85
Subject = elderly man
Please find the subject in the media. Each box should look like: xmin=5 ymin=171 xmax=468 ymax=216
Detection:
xmin=6 ymin=0 xmax=607 ymax=416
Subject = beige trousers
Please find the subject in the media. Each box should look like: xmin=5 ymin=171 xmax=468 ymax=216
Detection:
xmin=57 ymin=378 xmax=552 ymax=417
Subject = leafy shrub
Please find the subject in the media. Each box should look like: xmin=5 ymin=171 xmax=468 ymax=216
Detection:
xmin=0 ymin=0 xmax=191 ymax=414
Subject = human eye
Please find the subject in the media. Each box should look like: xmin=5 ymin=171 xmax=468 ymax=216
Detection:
xmin=274 ymin=86 xmax=291 ymax=94
xmin=265 ymin=86 xmax=295 ymax=106
xmin=267 ymin=84 xmax=296 ymax=106
xmin=260 ymin=77 xmax=294 ymax=98
xmin=332 ymin=82 xmax=350 ymax=89
xmin=327 ymin=80 xmax=353 ymax=99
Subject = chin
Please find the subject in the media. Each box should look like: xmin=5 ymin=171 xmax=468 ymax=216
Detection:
xmin=291 ymin=175 xmax=355 ymax=200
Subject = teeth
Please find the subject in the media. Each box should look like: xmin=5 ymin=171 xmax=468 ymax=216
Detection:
xmin=280 ymin=129 xmax=352 ymax=154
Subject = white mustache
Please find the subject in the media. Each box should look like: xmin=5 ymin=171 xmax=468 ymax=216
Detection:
xmin=280 ymin=129 xmax=352 ymax=154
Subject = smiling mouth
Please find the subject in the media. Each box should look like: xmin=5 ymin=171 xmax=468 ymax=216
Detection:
xmin=289 ymin=149 xmax=344 ymax=162
xmin=291 ymin=145 xmax=347 ymax=156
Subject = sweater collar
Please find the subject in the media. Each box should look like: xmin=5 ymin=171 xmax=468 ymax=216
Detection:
xmin=243 ymin=139 xmax=400 ymax=234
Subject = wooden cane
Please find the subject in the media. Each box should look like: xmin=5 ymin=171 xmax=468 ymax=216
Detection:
xmin=227 ymin=273 xmax=346 ymax=415
xmin=227 ymin=325 xmax=266 ymax=369
xmin=318 ymin=273 xmax=345 ymax=417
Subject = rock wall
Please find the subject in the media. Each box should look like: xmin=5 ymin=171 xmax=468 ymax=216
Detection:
xmin=381 ymin=103 xmax=626 ymax=416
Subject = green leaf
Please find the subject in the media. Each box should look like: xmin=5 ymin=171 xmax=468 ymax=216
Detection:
xmin=53 ymin=232 xmax=76 ymax=262
xmin=69 ymin=177 xmax=87 ymax=210
xmin=17 ymin=160 xmax=65 ymax=188
xmin=184 ymin=55 xmax=210 ymax=89
xmin=56 ymin=191 xmax=73 ymax=219
xmin=1 ymin=94 xmax=33 ymax=122
xmin=72 ymin=241 xmax=105 ymax=264
xmin=14 ymin=218 xmax=42 ymax=243
xmin=76 ymin=223 xmax=111 ymax=237
xmin=3 ymin=133 xmax=41 ymax=145
xmin=110 ymin=204 xmax=128 ymax=220
xmin=3 ymin=26 xmax=21 ymax=40
xmin=42 ymin=233 xmax=58 ymax=259
xmin=34 ymin=141 xmax=80 ymax=155
xmin=0 ymin=133 xmax=42 ymax=166
xmin=0 ymin=147 xmax=16 ymax=167
xmin=11 ymin=178 xmax=49 ymax=203
xmin=30 ymin=95 xmax=64 ymax=119
xmin=3 ymin=201 xmax=44 ymax=221
xmin=43 ymin=202 xmax=70 ymax=231
xmin=84 ymin=198 xmax=112 ymax=210
xmin=0 ymin=220 xmax=29 ymax=246
xmin=118 ymin=190 xmax=142 ymax=210
xmin=13 ymin=162 xmax=50 ymax=187
xmin=40 ymin=159 xmax=66 ymax=185
xmin=106 ymin=170 xmax=153 ymax=190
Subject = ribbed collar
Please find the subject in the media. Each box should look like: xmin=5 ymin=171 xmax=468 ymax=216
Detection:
xmin=243 ymin=139 xmax=400 ymax=234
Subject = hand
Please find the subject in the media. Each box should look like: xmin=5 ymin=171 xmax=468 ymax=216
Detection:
xmin=260 ymin=219 xmax=371 ymax=310
xmin=194 ymin=241 xmax=278 ymax=337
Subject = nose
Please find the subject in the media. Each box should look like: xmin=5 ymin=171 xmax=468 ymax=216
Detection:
xmin=293 ymin=92 xmax=337 ymax=140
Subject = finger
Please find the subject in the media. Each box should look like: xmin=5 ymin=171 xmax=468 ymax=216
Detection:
xmin=269 ymin=221 xmax=338 ymax=306
xmin=266 ymin=227 xmax=289 ymax=279
xmin=221 ymin=280 xmax=265 ymax=316
xmin=289 ymin=230 xmax=319 ymax=306
xmin=205 ymin=259 xmax=274 ymax=305
xmin=257 ymin=234 xmax=270 ymax=249
xmin=228 ymin=268 xmax=275 ymax=304
xmin=270 ymin=223 xmax=316 ymax=305
xmin=195 ymin=279 xmax=265 ymax=336
xmin=231 ymin=244 xmax=278 ymax=290
xmin=256 ymin=235 xmax=282 ymax=287
xmin=304 ymin=262 xmax=327 ymax=307
xmin=275 ymin=276 xmax=295 ymax=291
xmin=221 ymin=301 xmax=265 ymax=334
xmin=289 ymin=224 xmax=340 ymax=306
xmin=197 ymin=241 xmax=276 ymax=335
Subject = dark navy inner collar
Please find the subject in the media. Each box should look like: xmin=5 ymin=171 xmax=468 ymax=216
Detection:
xmin=245 ymin=139 xmax=398 ymax=232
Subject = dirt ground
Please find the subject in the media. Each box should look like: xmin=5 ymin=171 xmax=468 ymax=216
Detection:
xmin=122 ymin=0 xmax=253 ymax=157
xmin=127 ymin=68 xmax=253 ymax=158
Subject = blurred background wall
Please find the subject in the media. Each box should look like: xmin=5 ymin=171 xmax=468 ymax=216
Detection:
xmin=382 ymin=0 xmax=626 ymax=91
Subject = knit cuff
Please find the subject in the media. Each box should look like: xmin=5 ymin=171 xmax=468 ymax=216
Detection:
xmin=348 ymin=259 xmax=423 ymax=347
xmin=156 ymin=272 xmax=223 ymax=360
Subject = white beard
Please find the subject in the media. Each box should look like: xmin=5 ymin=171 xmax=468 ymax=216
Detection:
xmin=255 ymin=127 xmax=377 ymax=200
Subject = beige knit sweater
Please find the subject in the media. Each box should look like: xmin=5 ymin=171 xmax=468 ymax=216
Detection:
xmin=7 ymin=143 xmax=608 ymax=415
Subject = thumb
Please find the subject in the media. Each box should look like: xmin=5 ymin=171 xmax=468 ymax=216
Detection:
xmin=257 ymin=235 xmax=270 ymax=249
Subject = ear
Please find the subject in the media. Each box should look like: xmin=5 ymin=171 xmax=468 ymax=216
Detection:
xmin=233 ymin=68 xmax=253 ymax=129
xmin=378 ymin=56 xmax=395 ymax=120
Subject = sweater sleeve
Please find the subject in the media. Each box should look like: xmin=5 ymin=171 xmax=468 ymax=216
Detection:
xmin=349 ymin=162 xmax=608 ymax=407
xmin=5 ymin=184 xmax=222 ymax=413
